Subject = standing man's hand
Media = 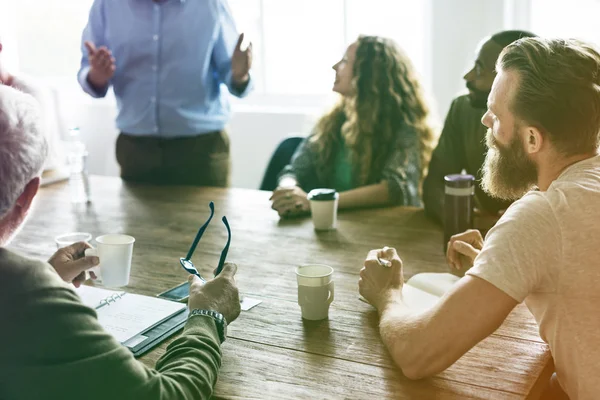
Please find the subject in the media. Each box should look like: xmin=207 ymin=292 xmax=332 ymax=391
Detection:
xmin=85 ymin=41 xmax=116 ymax=89
xmin=231 ymin=33 xmax=252 ymax=86
xmin=48 ymin=242 xmax=100 ymax=288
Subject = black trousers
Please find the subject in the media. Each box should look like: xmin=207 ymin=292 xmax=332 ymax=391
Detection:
xmin=116 ymin=131 xmax=230 ymax=187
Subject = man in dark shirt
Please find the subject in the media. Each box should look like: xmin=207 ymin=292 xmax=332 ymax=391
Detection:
xmin=423 ymin=30 xmax=536 ymax=228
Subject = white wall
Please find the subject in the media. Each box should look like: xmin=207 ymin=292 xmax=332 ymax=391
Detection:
xmin=55 ymin=0 xmax=510 ymax=190
xmin=431 ymin=0 xmax=505 ymax=118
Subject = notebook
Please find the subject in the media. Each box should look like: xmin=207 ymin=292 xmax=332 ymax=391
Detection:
xmin=360 ymin=273 xmax=460 ymax=311
xmin=76 ymin=285 xmax=187 ymax=345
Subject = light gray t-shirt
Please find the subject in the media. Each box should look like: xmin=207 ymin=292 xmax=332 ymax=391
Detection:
xmin=467 ymin=155 xmax=600 ymax=400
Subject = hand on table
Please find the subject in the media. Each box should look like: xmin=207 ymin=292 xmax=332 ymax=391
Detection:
xmin=188 ymin=262 xmax=241 ymax=323
xmin=84 ymin=41 xmax=116 ymax=89
xmin=446 ymin=229 xmax=484 ymax=271
xmin=48 ymin=242 xmax=99 ymax=288
xmin=270 ymin=186 xmax=310 ymax=218
xmin=231 ymin=33 xmax=253 ymax=86
xmin=359 ymin=247 xmax=404 ymax=312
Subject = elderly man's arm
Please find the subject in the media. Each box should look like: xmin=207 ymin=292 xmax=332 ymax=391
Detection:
xmin=2 ymin=260 xmax=236 ymax=400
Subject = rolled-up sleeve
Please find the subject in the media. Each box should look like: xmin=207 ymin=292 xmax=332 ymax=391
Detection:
xmin=77 ymin=0 xmax=110 ymax=98
xmin=211 ymin=0 xmax=253 ymax=98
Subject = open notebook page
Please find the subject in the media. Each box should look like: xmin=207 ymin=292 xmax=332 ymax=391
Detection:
xmin=75 ymin=286 xmax=186 ymax=343
xmin=406 ymin=273 xmax=460 ymax=298
xmin=76 ymin=285 xmax=123 ymax=309
xmin=401 ymin=284 xmax=441 ymax=311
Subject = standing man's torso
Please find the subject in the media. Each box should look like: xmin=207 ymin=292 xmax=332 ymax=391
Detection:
xmin=96 ymin=0 xmax=231 ymax=136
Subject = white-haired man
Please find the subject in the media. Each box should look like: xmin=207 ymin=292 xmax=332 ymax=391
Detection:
xmin=0 ymin=85 xmax=241 ymax=399
xmin=360 ymin=37 xmax=600 ymax=399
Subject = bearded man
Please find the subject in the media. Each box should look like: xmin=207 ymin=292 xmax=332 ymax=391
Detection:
xmin=359 ymin=37 xmax=600 ymax=400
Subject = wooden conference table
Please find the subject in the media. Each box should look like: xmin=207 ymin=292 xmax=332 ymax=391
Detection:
xmin=10 ymin=176 xmax=553 ymax=399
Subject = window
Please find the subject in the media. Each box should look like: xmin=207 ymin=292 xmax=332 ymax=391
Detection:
xmin=530 ymin=0 xmax=600 ymax=45
xmin=5 ymin=0 xmax=428 ymax=105
xmin=10 ymin=0 xmax=94 ymax=81
xmin=228 ymin=0 xmax=429 ymax=97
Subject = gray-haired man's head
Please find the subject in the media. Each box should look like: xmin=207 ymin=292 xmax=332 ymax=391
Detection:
xmin=0 ymin=85 xmax=47 ymax=244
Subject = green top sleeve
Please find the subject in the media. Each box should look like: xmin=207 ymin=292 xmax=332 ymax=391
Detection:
xmin=0 ymin=250 xmax=222 ymax=400
xmin=278 ymin=137 xmax=322 ymax=191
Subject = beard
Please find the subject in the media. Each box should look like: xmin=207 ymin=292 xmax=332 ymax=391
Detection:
xmin=481 ymin=128 xmax=538 ymax=201
xmin=466 ymin=82 xmax=490 ymax=109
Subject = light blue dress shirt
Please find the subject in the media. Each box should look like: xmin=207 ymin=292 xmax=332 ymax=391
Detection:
xmin=78 ymin=0 xmax=252 ymax=137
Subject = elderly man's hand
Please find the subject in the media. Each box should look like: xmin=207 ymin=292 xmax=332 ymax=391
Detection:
xmin=188 ymin=263 xmax=241 ymax=324
xmin=48 ymin=242 xmax=100 ymax=288
xmin=359 ymin=247 xmax=404 ymax=312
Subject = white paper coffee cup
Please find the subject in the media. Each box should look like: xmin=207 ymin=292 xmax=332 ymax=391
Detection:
xmin=307 ymin=188 xmax=339 ymax=231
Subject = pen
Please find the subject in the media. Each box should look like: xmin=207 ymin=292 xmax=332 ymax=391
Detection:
xmin=377 ymin=257 xmax=392 ymax=267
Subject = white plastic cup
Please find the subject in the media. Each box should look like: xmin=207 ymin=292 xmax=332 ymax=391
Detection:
xmin=54 ymin=232 xmax=92 ymax=249
xmin=54 ymin=232 xmax=94 ymax=282
xmin=307 ymin=189 xmax=339 ymax=231
xmin=85 ymin=234 xmax=135 ymax=288
xmin=295 ymin=264 xmax=335 ymax=320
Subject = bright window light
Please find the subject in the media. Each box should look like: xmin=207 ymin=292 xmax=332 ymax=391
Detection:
xmin=530 ymin=0 xmax=600 ymax=45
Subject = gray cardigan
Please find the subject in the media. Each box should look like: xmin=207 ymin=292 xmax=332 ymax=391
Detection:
xmin=279 ymin=126 xmax=422 ymax=206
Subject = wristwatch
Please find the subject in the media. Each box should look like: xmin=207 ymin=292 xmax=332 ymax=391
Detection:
xmin=189 ymin=309 xmax=227 ymax=343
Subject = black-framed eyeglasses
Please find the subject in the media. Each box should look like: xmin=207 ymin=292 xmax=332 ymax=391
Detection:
xmin=179 ymin=202 xmax=231 ymax=283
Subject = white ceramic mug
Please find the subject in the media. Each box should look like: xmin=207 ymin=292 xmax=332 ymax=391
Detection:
xmin=295 ymin=264 xmax=335 ymax=320
xmin=307 ymin=189 xmax=339 ymax=231
xmin=85 ymin=234 xmax=135 ymax=288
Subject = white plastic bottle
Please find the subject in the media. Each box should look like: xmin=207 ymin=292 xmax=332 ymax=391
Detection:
xmin=65 ymin=127 xmax=91 ymax=204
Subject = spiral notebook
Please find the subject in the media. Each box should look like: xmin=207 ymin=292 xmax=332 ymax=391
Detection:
xmin=76 ymin=285 xmax=187 ymax=346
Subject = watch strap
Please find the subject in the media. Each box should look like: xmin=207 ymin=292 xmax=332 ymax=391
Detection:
xmin=188 ymin=309 xmax=227 ymax=343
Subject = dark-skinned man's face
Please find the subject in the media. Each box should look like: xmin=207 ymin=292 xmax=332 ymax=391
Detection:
xmin=463 ymin=39 xmax=503 ymax=109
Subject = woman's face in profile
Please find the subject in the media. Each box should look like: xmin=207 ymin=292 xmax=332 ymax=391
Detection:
xmin=332 ymin=41 xmax=358 ymax=97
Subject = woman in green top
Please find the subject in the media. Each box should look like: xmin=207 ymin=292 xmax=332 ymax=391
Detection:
xmin=271 ymin=35 xmax=436 ymax=217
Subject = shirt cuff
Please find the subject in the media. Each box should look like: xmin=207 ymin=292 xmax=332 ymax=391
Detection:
xmin=78 ymin=66 xmax=109 ymax=98
xmin=184 ymin=314 xmax=221 ymax=345
xmin=227 ymin=70 xmax=253 ymax=98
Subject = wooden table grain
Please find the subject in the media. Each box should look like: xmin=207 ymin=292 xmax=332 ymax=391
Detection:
xmin=9 ymin=176 xmax=553 ymax=399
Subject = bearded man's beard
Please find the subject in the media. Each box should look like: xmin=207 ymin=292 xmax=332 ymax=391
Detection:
xmin=482 ymin=128 xmax=538 ymax=201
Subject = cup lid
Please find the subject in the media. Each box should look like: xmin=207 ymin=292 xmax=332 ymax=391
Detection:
xmin=444 ymin=174 xmax=475 ymax=188
xmin=307 ymin=188 xmax=339 ymax=201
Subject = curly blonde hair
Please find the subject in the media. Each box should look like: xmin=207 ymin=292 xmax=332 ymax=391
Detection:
xmin=309 ymin=36 xmax=435 ymax=187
